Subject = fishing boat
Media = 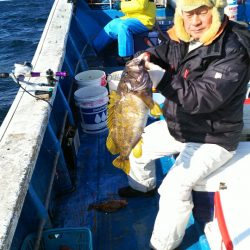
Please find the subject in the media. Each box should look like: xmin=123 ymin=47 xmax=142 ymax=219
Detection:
xmin=0 ymin=0 xmax=250 ymax=249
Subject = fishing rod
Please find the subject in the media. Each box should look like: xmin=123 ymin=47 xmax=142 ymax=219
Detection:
xmin=0 ymin=62 xmax=68 ymax=104
xmin=0 ymin=62 xmax=67 ymax=81
xmin=0 ymin=71 xmax=67 ymax=78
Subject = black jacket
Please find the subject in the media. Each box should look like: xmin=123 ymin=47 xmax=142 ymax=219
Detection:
xmin=148 ymin=20 xmax=250 ymax=151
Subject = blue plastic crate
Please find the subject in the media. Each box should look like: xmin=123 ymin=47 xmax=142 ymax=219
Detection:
xmin=21 ymin=227 xmax=93 ymax=250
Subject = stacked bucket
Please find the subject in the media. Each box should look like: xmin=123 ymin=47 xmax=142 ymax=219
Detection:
xmin=107 ymin=70 xmax=123 ymax=92
xmin=74 ymin=70 xmax=108 ymax=134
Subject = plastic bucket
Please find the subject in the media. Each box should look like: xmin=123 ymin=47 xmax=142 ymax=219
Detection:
xmin=107 ymin=70 xmax=123 ymax=92
xmin=74 ymin=86 xmax=108 ymax=134
xmin=224 ymin=4 xmax=238 ymax=21
xmin=75 ymin=70 xmax=107 ymax=89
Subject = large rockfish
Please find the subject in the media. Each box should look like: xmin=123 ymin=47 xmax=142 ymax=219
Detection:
xmin=106 ymin=58 xmax=162 ymax=174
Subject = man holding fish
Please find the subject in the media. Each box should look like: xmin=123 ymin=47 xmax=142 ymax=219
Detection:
xmin=109 ymin=0 xmax=250 ymax=249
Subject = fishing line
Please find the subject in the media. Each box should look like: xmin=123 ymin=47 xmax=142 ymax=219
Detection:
xmin=2 ymin=65 xmax=72 ymax=141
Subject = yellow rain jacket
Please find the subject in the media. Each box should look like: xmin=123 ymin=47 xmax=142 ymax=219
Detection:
xmin=120 ymin=0 xmax=156 ymax=30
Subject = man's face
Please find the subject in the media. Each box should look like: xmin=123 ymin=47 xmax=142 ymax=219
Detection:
xmin=182 ymin=6 xmax=213 ymax=40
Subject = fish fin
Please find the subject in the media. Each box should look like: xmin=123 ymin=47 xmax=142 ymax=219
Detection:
xmin=112 ymin=157 xmax=130 ymax=174
xmin=132 ymin=138 xmax=143 ymax=158
xmin=150 ymin=102 xmax=162 ymax=118
xmin=106 ymin=134 xmax=119 ymax=155
xmin=107 ymin=91 xmax=120 ymax=130
xmin=136 ymin=93 xmax=161 ymax=118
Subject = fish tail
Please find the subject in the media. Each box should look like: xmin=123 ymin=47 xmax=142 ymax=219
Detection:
xmin=150 ymin=102 xmax=162 ymax=118
xmin=132 ymin=138 xmax=143 ymax=158
xmin=112 ymin=156 xmax=130 ymax=174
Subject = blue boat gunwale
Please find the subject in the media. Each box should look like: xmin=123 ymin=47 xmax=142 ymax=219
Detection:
xmin=0 ymin=0 xmax=74 ymax=249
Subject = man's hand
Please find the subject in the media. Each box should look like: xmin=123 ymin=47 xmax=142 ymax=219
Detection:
xmin=135 ymin=52 xmax=165 ymax=89
xmin=146 ymin=62 xmax=165 ymax=89
xmin=136 ymin=52 xmax=151 ymax=62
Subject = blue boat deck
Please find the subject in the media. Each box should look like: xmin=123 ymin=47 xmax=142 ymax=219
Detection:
xmin=52 ymin=128 xmax=209 ymax=250
xmin=54 ymin=130 xmax=158 ymax=249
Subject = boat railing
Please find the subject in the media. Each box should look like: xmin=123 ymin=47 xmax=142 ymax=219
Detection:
xmin=86 ymin=0 xmax=168 ymax=9
xmin=0 ymin=1 xmax=74 ymax=249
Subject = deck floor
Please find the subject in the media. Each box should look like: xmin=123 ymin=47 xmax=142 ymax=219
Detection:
xmin=53 ymin=127 xmax=209 ymax=250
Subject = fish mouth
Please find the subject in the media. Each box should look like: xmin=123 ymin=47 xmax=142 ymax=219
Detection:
xmin=123 ymin=58 xmax=152 ymax=92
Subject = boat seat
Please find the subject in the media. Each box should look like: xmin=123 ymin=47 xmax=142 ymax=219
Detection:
xmin=155 ymin=99 xmax=250 ymax=190
xmin=204 ymin=134 xmax=250 ymax=248
xmin=191 ymin=141 xmax=250 ymax=224
xmin=193 ymin=141 xmax=250 ymax=192
xmin=204 ymin=187 xmax=250 ymax=249
xmin=158 ymin=142 xmax=250 ymax=194
xmin=193 ymin=97 xmax=250 ymax=192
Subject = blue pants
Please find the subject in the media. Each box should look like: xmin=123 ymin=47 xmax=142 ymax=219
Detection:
xmin=93 ymin=18 xmax=149 ymax=57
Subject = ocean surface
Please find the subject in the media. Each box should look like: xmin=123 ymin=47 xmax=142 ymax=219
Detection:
xmin=0 ymin=0 xmax=54 ymax=125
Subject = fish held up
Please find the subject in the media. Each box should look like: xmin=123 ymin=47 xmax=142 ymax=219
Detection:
xmin=106 ymin=58 xmax=162 ymax=174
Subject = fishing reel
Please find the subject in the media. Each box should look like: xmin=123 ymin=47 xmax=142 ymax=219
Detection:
xmin=0 ymin=61 xmax=68 ymax=86
xmin=0 ymin=62 xmax=68 ymax=100
xmin=12 ymin=62 xmax=67 ymax=85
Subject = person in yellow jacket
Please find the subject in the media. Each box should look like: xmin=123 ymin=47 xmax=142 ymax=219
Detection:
xmin=93 ymin=0 xmax=156 ymax=64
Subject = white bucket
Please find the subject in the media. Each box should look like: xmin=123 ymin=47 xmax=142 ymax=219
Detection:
xmin=107 ymin=70 xmax=123 ymax=92
xmin=225 ymin=4 xmax=238 ymax=21
xmin=74 ymin=86 xmax=109 ymax=134
xmin=75 ymin=70 xmax=107 ymax=89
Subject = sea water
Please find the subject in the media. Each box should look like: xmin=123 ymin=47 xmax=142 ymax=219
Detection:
xmin=0 ymin=0 xmax=53 ymax=125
